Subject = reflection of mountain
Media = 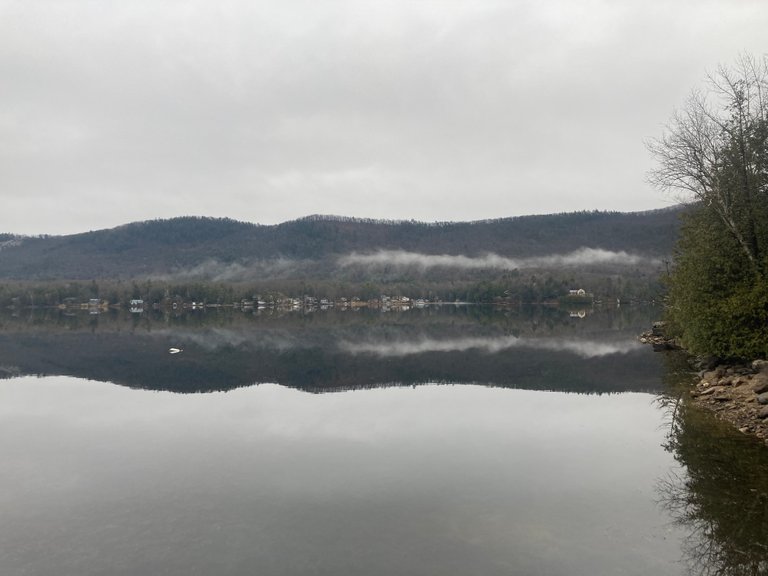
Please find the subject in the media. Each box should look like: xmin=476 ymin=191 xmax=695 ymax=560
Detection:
xmin=0 ymin=307 xmax=666 ymax=394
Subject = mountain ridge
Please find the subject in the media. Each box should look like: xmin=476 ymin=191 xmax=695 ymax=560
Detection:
xmin=0 ymin=207 xmax=684 ymax=280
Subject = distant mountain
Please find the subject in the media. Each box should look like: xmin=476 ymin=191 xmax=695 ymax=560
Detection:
xmin=0 ymin=208 xmax=684 ymax=280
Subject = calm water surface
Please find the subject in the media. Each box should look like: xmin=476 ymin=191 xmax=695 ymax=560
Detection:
xmin=1 ymin=306 xmax=767 ymax=575
xmin=1 ymin=379 xmax=682 ymax=576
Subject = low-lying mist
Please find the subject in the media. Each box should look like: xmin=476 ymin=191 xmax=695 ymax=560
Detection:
xmin=338 ymin=248 xmax=657 ymax=270
xmin=149 ymin=246 xmax=659 ymax=283
xmin=151 ymin=258 xmax=313 ymax=283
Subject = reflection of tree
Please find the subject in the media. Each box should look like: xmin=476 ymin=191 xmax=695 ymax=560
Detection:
xmin=658 ymin=469 xmax=768 ymax=576
xmin=657 ymin=352 xmax=768 ymax=575
xmin=0 ymin=306 xmax=668 ymax=393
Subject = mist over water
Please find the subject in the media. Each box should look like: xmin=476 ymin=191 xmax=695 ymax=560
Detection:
xmin=141 ymin=246 xmax=658 ymax=282
xmin=338 ymin=247 xmax=657 ymax=270
xmin=151 ymin=257 xmax=305 ymax=282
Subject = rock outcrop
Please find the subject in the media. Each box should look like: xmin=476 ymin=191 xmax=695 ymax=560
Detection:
xmin=639 ymin=321 xmax=680 ymax=351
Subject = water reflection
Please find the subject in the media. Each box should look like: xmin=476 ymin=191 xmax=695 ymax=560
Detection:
xmin=4 ymin=307 xmax=768 ymax=574
xmin=340 ymin=334 xmax=642 ymax=358
xmin=0 ymin=305 xmax=664 ymax=394
xmin=0 ymin=377 xmax=685 ymax=576
xmin=657 ymin=352 xmax=768 ymax=575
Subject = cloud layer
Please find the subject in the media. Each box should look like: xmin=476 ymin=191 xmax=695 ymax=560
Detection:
xmin=2 ymin=2 xmax=768 ymax=234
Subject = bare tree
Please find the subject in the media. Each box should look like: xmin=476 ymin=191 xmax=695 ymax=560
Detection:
xmin=648 ymin=54 xmax=768 ymax=274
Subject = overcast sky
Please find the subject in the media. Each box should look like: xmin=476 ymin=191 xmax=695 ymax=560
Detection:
xmin=2 ymin=1 xmax=767 ymax=235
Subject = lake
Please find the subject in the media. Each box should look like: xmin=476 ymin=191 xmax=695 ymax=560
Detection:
xmin=1 ymin=305 xmax=767 ymax=575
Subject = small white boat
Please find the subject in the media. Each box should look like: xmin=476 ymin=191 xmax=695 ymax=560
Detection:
xmin=169 ymin=347 xmax=183 ymax=354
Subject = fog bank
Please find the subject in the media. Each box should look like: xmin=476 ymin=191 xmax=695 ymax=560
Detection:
xmin=338 ymin=248 xmax=656 ymax=270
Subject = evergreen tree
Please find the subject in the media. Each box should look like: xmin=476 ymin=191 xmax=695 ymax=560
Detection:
xmin=650 ymin=55 xmax=768 ymax=358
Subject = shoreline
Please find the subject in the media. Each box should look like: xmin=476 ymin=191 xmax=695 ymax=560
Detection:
xmin=687 ymin=361 xmax=768 ymax=446
xmin=640 ymin=325 xmax=768 ymax=447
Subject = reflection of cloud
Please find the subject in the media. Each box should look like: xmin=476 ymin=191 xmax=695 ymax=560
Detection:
xmin=338 ymin=248 xmax=655 ymax=270
xmin=339 ymin=336 xmax=642 ymax=358
xmin=0 ymin=365 xmax=22 ymax=378
xmin=155 ymin=328 xmax=300 ymax=352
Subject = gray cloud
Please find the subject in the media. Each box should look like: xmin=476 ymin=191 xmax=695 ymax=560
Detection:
xmin=1 ymin=1 xmax=767 ymax=234
xmin=338 ymin=248 xmax=656 ymax=270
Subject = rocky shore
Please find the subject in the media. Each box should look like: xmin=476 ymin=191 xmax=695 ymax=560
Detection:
xmin=638 ymin=322 xmax=680 ymax=351
xmin=640 ymin=322 xmax=768 ymax=447
xmin=688 ymin=361 xmax=768 ymax=445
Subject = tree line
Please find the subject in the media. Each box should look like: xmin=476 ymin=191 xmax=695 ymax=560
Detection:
xmin=0 ymin=268 xmax=662 ymax=311
xmin=650 ymin=54 xmax=768 ymax=359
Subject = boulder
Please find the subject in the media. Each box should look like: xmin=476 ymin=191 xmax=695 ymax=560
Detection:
xmin=757 ymin=392 xmax=768 ymax=405
xmin=651 ymin=321 xmax=666 ymax=337
xmin=702 ymin=370 xmax=723 ymax=385
xmin=752 ymin=374 xmax=768 ymax=394
xmin=752 ymin=359 xmax=768 ymax=372
xmin=758 ymin=406 xmax=768 ymax=419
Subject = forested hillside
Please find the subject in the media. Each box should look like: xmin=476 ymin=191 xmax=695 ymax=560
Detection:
xmin=0 ymin=208 xmax=682 ymax=281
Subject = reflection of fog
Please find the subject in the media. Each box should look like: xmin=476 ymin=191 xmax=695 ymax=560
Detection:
xmin=0 ymin=365 xmax=21 ymax=378
xmin=156 ymin=328 xmax=301 ymax=352
xmin=339 ymin=336 xmax=642 ymax=359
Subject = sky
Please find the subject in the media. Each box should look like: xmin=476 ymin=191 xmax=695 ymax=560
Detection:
xmin=2 ymin=1 xmax=767 ymax=236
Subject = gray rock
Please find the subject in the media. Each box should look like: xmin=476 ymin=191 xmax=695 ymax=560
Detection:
xmin=758 ymin=406 xmax=768 ymax=419
xmin=752 ymin=374 xmax=768 ymax=395
xmin=753 ymin=359 xmax=768 ymax=371
xmin=757 ymin=392 xmax=768 ymax=405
